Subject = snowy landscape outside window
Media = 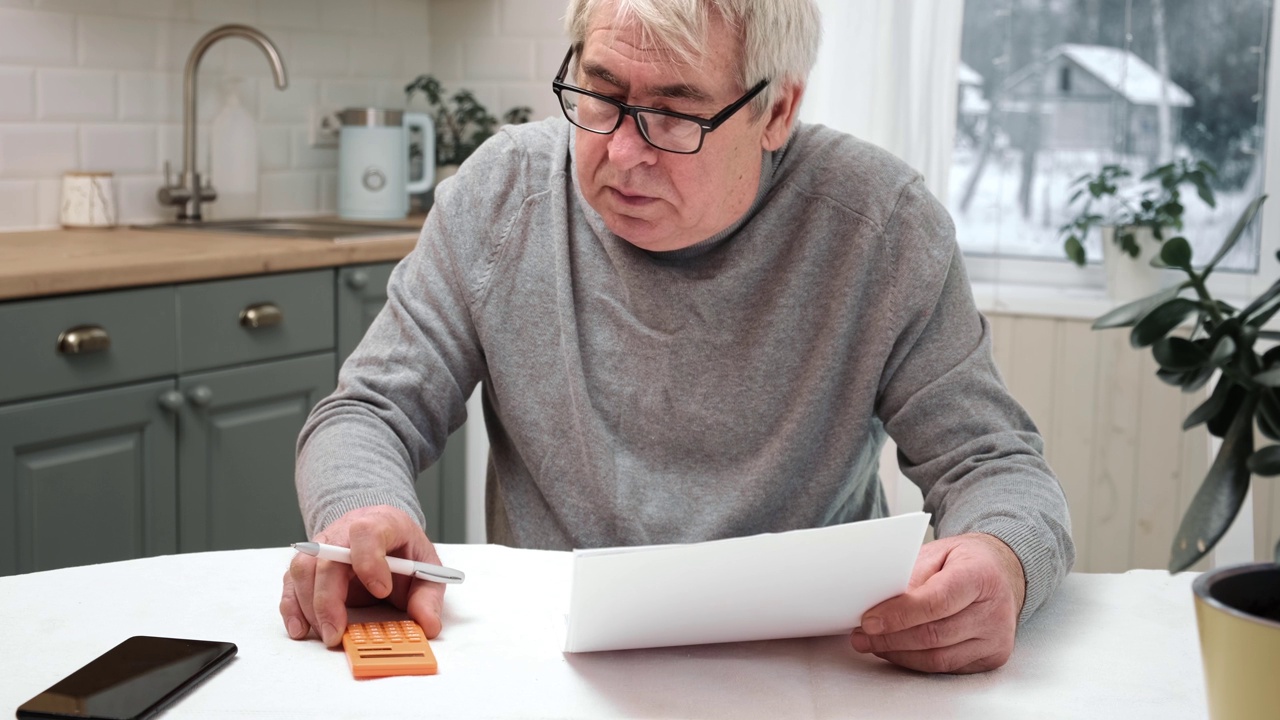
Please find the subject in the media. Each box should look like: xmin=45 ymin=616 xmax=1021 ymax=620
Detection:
xmin=950 ymin=0 xmax=1274 ymax=273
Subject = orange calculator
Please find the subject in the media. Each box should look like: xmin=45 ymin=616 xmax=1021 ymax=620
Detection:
xmin=341 ymin=620 xmax=438 ymax=678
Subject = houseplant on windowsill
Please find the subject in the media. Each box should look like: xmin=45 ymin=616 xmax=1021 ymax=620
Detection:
xmin=1060 ymin=158 xmax=1219 ymax=302
xmin=1091 ymin=194 xmax=1277 ymax=719
xmin=404 ymin=75 xmax=533 ymax=187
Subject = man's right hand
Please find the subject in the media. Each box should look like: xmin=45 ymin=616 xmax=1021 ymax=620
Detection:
xmin=279 ymin=505 xmax=446 ymax=647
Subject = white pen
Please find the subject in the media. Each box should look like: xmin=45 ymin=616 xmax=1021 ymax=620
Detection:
xmin=291 ymin=542 xmax=465 ymax=584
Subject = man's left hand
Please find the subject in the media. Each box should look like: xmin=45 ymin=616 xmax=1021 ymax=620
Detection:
xmin=849 ymin=532 xmax=1026 ymax=674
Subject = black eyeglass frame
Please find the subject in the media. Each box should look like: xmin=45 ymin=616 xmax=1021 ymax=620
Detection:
xmin=551 ymin=47 xmax=770 ymax=155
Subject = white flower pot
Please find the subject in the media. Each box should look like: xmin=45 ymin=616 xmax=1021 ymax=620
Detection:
xmin=1101 ymin=225 xmax=1182 ymax=304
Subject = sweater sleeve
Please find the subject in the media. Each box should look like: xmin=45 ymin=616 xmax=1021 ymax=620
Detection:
xmin=294 ymin=131 xmax=525 ymax=537
xmin=874 ymin=180 xmax=1076 ymax=623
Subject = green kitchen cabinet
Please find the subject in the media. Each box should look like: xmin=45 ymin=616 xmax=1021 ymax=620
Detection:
xmin=177 ymin=352 xmax=335 ymax=553
xmin=0 ymin=263 xmax=472 ymax=576
xmin=0 ymin=380 xmax=179 ymax=575
xmin=337 ymin=262 xmax=469 ymax=544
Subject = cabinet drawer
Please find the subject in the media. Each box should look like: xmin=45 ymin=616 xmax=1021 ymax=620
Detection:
xmin=177 ymin=270 xmax=334 ymax=372
xmin=0 ymin=286 xmax=177 ymax=404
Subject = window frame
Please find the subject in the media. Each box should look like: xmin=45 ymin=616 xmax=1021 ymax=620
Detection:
xmin=957 ymin=5 xmax=1280 ymax=306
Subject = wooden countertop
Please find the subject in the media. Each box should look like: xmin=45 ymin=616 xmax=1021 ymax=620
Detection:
xmin=0 ymin=220 xmax=424 ymax=301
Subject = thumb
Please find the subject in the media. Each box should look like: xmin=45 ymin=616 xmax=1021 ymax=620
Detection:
xmin=405 ymin=581 xmax=446 ymax=638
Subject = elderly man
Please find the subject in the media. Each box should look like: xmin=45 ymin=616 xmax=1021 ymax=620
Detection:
xmin=280 ymin=0 xmax=1074 ymax=675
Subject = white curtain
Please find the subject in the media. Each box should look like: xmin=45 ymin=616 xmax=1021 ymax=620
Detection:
xmin=800 ymin=0 xmax=967 ymax=200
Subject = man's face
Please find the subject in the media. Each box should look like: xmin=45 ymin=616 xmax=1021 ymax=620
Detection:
xmin=573 ymin=11 xmax=782 ymax=252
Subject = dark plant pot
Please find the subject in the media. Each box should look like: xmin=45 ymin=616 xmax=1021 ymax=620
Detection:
xmin=1192 ymin=563 xmax=1280 ymax=719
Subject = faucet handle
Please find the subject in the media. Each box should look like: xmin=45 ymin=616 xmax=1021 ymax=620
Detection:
xmin=163 ymin=160 xmax=172 ymax=187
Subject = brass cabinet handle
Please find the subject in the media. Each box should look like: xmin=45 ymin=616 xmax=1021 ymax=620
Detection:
xmin=158 ymin=390 xmax=185 ymax=412
xmin=56 ymin=325 xmax=111 ymax=355
xmin=188 ymin=385 xmax=213 ymax=407
xmin=239 ymin=302 xmax=283 ymax=329
xmin=346 ymin=270 xmax=369 ymax=290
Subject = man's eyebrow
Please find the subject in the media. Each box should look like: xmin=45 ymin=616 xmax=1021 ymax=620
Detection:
xmin=580 ymin=61 xmax=714 ymax=104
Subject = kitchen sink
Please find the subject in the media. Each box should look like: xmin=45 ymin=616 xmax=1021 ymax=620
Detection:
xmin=138 ymin=218 xmax=419 ymax=242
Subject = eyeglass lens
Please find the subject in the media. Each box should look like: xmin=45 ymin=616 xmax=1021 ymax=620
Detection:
xmin=557 ymin=88 xmax=703 ymax=153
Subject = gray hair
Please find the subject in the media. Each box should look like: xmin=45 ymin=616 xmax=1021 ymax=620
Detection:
xmin=564 ymin=0 xmax=821 ymax=117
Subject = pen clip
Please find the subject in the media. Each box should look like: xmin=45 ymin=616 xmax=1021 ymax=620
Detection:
xmin=415 ymin=567 xmax=465 ymax=584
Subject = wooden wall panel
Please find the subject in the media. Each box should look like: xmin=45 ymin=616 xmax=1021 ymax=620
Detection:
xmin=1131 ymin=350 xmax=1190 ymax=570
xmin=1046 ymin=321 xmax=1100 ymax=567
xmin=1087 ymin=330 xmax=1144 ymax=572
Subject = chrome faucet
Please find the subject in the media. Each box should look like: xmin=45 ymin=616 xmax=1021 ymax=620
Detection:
xmin=159 ymin=24 xmax=288 ymax=222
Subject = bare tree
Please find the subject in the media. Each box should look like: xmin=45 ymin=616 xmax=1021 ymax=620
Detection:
xmin=1016 ymin=0 xmax=1048 ymax=219
xmin=1152 ymin=0 xmax=1173 ymax=163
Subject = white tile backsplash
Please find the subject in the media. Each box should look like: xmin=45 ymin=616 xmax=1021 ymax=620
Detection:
xmin=0 ymin=0 xmax=577 ymax=231
xmin=38 ymin=69 xmax=116 ymax=120
xmin=259 ymin=125 xmax=290 ymax=170
xmin=115 ymin=172 xmax=169 ymax=223
xmin=376 ymin=0 xmax=428 ymax=39
xmin=0 ymin=68 xmax=36 ymax=120
xmin=0 ymin=8 xmax=76 ymax=65
xmin=258 ymin=0 xmax=321 ymax=31
xmin=499 ymin=0 xmax=566 ymax=38
xmin=189 ymin=0 xmax=255 ymax=24
xmin=118 ymin=71 xmax=180 ymax=122
xmin=0 ymin=125 xmax=77 ymax=175
xmin=290 ymin=127 xmax=335 ymax=169
xmin=463 ymin=37 xmax=535 ymax=81
xmin=290 ymin=32 xmax=350 ymax=77
xmin=319 ymin=0 xmax=372 ymax=34
xmin=80 ymin=124 xmax=157 ymax=173
xmin=78 ymin=15 xmax=162 ymax=70
xmin=0 ymin=179 xmax=38 ymax=229
xmin=349 ymin=36 xmax=400 ymax=78
xmin=260 ymin=171 xmax=318 ymax=215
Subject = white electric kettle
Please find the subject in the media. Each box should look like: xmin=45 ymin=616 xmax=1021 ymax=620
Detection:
xmin=337 ymin=108 xmax=433 ymax=220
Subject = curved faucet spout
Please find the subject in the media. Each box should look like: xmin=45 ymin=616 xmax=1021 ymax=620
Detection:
xmin=164 ymin=24 xmax=288 ymax=221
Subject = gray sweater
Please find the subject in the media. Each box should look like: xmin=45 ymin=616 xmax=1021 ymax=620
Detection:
xmin=297 ymin=118 xmax=1075 ymax=621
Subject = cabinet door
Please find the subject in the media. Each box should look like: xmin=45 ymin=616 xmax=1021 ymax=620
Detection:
xmin=336 ymin=263 xmax=467 ymax=543
xmin=0 ymin=380 xmax=178 ymax=575
xmin=177 ymin=353 xmax=336 ymax=552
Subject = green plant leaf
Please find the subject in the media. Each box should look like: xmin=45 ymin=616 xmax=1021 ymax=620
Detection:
xmin=1183 ymin=365 xmax=1217 ymax=393
xmin=1184 ymin=378 xmax=1234 ymax=430
xmin=1247 ymin=445 xmax=1280 ymax=476
xmin=1203 ymin=195 xmax=1268 ymax=281
xmin=1259 ymin=393 xmax=1280 ymax=441
xmin=1158 ymin=237 xmax=1193 ymax=271
xmin=1207 ymin=385 xmax=1247 ymax=438
xmin=1092 ymin=284 xmax=1186 ymax=330
xmin=1209 ymin=336 xmax=1237 ymax=367
xmin=1064 ymin=236 xmax=1086 ymax=266
xmin=1156 ymin=368 xmax=1189 ymax=386
xmin=1129 ymin=298 xmax=1200 ymax=348
xmin=1254 ymin=367 xmax=1280 ymax=387
xmin=1152 ymin=336 xmax=1210 ymax=372
xmin=1170 ymin=396 xmax=1257 ymax=572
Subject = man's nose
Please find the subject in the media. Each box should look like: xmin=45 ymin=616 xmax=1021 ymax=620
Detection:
xmin=606 ymin=114 xmax=659 ymax=168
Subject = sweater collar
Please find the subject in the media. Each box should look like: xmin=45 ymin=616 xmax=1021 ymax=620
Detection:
xmin=569 ymin=124 xmax=788 ymax=260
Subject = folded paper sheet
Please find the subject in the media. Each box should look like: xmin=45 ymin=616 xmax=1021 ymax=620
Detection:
xmin=564 ymin=512 xmax=931 ymax=653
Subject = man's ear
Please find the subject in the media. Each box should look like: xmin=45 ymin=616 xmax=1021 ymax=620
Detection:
xmin=761 ymin=82 xmax=804 ymax=152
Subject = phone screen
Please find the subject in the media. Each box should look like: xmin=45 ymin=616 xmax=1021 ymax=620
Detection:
xmin=16 ymin=636 xmax=237 ymax=720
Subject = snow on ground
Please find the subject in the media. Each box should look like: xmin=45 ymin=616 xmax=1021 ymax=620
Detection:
xmin=946 ymin=145 xmax=1261 ymax=273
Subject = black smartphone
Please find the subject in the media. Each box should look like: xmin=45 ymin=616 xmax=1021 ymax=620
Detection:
xmin=15 ymin=636 xmax=237 ymax=720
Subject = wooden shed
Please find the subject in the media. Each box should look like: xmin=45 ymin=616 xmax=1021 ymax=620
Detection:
xmin=999 ymin=43 xmax=1194 ymax=158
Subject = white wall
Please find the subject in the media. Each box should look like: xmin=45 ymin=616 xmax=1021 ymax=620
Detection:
xmin=426 ymin=0 xmax=568 ymax=126
xmin=0 ymin=0 xmax=431 ymax=230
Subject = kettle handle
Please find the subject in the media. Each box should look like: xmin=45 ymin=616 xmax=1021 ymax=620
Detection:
xmin=405 ymin=112 xmax=434 ymax=194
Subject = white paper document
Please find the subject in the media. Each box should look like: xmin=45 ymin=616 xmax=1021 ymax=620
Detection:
xmin=564 ymin=511 xmax=931 ymax=653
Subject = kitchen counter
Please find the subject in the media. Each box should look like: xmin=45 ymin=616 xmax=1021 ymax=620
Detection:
xmin=0 ymin=219 xmax=425 ymax=301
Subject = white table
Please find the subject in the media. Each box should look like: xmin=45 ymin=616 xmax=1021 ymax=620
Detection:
xmin=0 ymin=545 xmax=1207 ymax=719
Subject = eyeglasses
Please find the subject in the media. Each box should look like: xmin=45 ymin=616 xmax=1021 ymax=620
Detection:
xmin=551 ymin=47 xmax=769 ymax=155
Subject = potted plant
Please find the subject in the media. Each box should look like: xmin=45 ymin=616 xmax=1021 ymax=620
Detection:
xmin=1059 ymin=158 xmax=1219 ymax=302
xmin=404 ymin=75 xmax=533 ymax=184
xmin=1090 ymin=194 xmax=1278 ymax=719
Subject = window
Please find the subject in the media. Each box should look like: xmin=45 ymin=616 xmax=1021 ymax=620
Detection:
xmin=949 ymin=0 xmax=1275 ymax=279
